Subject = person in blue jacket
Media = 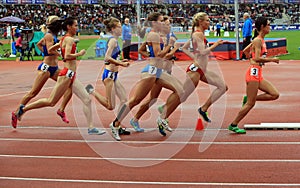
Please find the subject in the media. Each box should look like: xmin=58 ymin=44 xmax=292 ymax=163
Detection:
xmin=241 ymin=12 xmax=252 ymax=60
xmin=122 ymin=18 xmax=132 ymax=60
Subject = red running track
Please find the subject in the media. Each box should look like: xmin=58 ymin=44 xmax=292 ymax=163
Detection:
xmin=0 ymin=59 xmax=300 ymax=188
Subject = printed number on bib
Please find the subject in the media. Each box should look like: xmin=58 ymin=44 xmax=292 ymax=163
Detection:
xmin=41 ymin=63 xmax=50 ymax=72
xmin=148 ymin=65 xmax=157 ymax=75
xmin=250 ymin=67 xmax=259 ymax=76
xmin=66 ymin=70 xmax=74 ymax=79
xmin=189 ymin=64 xmax=198 ymax=72
xmin=107 ymin=72 xmax=115 ymax=80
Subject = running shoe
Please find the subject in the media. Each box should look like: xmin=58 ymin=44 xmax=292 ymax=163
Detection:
xmin=166 ymin=125 xmax=173 ymax=132
xmin=158 ymin=105 xmax=164 ymax=114
xmin=198 ymin=107 xmax=211 ymax=123
xmin=242 ymin=96 xmax=248 ymax=107
xmin=228 ymin=125 xmax=246 ymax=134
xmin=158 ymin=105 xmax=171 ymax=130
xmin=16 ymin=104 xmax=25 ymax=121
xmin=157 ymin=116 xmax=168 ymax=136
xmin=119 ymin=127 xmax=131 ymax=135
xmin=57 ymin=109 xmax=70 ymax=123
xmin=11 ymin=112 xmax=17 ymax=129
xmin=109 ymin=123 xmax=121 ymax=141
xmin=88 ymin=127 xmax=106 ymax=135
xmin=85 ymin=84 xmax=94 ymax=94
xmin=130 ymin=118 xmax=144 ymax=132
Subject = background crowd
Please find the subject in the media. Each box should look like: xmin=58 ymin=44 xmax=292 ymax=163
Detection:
xmin=0 ymin=3 xmax=299 ymax=37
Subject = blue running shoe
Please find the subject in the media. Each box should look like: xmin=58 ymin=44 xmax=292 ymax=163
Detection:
xmin=16 ymin=104 xmax=25 ymax=121
xmin=198 ymin=107 xmax=211 ymax=123
xmin=130 ymin=118 xmax=144 ymax=132
xmin=88 ymin=127 xmax=106 ymax=135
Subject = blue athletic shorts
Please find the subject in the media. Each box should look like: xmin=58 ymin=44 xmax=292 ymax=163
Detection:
xmin=37 ymin=62 xmax=59 ymax=77
xmin=102 ymin=68 xmax=118 ymax=81
xmin=141 ymin=64 xmax=163 ymax=79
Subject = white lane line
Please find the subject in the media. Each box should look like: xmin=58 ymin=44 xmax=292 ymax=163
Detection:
xmin=0 ymin=125 xmax=92 ymax=130
xmin=0 ymin=78 xmax=97 ymax=98
xmin=0 ymin=154 xmax=300 ymax=162
xmin=0 ymin=126 xmax=202 ymax=131
xmin=0 ymin=138 xmax=300 ymax=145
xmin=245 ymin=123 xmax=300 ymax=129
xmin=0 ymin=176 xmax=299 ymax=186
xmin=0 ymin=86 xmax=54 ymax=98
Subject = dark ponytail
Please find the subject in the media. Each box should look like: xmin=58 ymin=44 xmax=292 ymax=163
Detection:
xmin=47 ymin=20 xmax=62 ymax=36
xmin=252 ymin=28 xmax=259 ymax=40
xmin=255 ymin=16 xmax=268 ymax=32
xmin=62 ymin=17 xmax=76 ymax=32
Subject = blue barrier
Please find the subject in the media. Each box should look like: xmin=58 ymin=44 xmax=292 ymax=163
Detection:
xmin=11 ymin=41 xmax=16 ymax=55
xmin=95 ymin=40 xmax=106 ymax=57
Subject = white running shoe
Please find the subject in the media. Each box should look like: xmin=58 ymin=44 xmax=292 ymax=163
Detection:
xmin=109 ymin=122 xmax=121 ymax=141
xmin=158 ymin=106 xmax=172 ymax=131
xmin=166 ymin=125 xmax=173 ymax=132
xmin=157 ymin=116 xmax=169 ymax=136
xmin=157 ymin=116 xmax=169 ymax=129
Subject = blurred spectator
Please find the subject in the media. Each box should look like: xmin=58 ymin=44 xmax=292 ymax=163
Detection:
xmin=122 ymin=17 xmax=132 ymax=60
xmin=0 ymin=3 xmax=298 ymax=34
xmin=2 ymin=31 xmax=7 ymax=39
xmin=241 ymin=12 xmax=252 ymax=60
xmin=216 ymin=21 xmax=221 ymax=37
xmin=15 ymin=34 xmax=24 ymax=61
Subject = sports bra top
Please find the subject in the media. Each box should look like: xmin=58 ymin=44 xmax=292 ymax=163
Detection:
xmin=43 ymin=33 xmax=59 ymax=56
xmin=251 ymin=36 xmax=267 ymax=58
xmin=192 ymin=30 xmax=208 ymax=54
xmin=60 ymin=35 xmax=77 ymax=62
xmin=106 ymin=37 xmax=121 ymax=60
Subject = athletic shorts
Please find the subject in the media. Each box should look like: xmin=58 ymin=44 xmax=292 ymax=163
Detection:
xmin=102 ymin=68 xmax=118 ymax=81
xmin=37 ymin=62 xmax=58 ymax=78
xmin=141 ymin=64 xmax=163 ymax=79
xmin=58 ymin=67 xmax=76 ymax=83
xmin=186 ymin=63 xmax=204 ymax=78
xmin=245 ymin=65 xmax=263 ymax=83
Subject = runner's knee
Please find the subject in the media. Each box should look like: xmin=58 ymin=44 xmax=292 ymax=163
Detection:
xmin=48 ymin=100 xmax=57 ymax=107
xmin=107 ymin=101 xmax=115 ymax=111
xmin=129 ymin=97 xmax=142 ymax=107
xmin=246 ymin=100 xmax=256 ymax=108
xmin=27 ymin=90 xmax=39 ymax=98
xmin=219 ymin=84 xmax=228 ymax=93
xmin=271 ymin=92 xmax=280 ymax=100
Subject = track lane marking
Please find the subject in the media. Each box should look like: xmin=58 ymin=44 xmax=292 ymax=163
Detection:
xmin=0 ymin=176 xmax=299 ymax=186
xmin=0 ymin=154 xmax=300 ymax=162
xmin=0 ymin=138 xmax=300 ymax=145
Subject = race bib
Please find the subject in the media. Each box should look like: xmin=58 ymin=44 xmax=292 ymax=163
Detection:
xmin=250 ymin=67 xmax=259 ymax=76
xmin=40 ymin=63 xmax=49 ymax=72
xmin=189 ymin=64 xmax=198 ymax=72
xmin=107 ymin=71 xmax=115 ymax=80
xmin=66 ymin=69 xmax=75 ymax=79
xmin=148 ymin=65 xmax=158 ymax=75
